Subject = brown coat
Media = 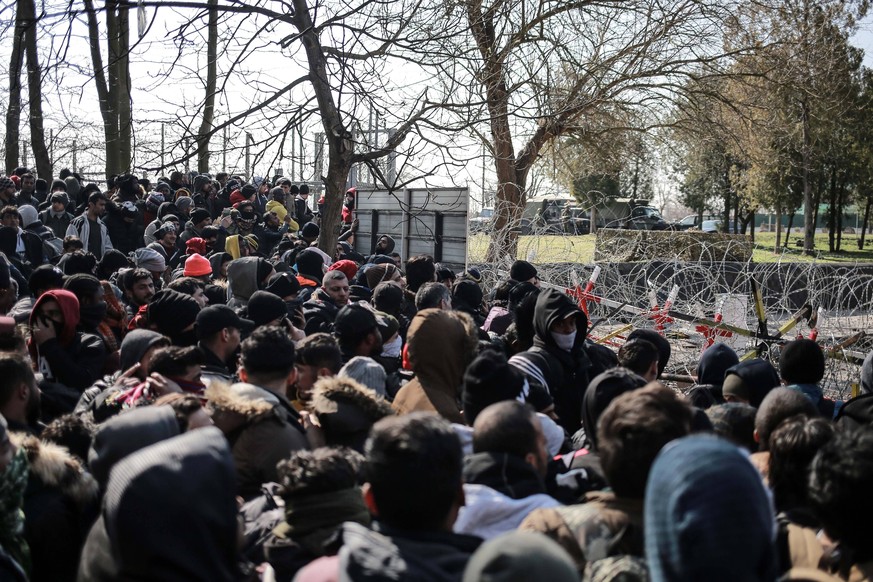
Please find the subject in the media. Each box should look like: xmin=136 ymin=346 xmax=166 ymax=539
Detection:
xmin=391 ymin=309 xmax=477 ymax=424
xmin=519 ymin=491 xmax=643 ymax=574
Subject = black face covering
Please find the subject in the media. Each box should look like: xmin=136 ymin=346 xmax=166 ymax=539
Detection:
xmin=171 ymin=329 xmax=198 ymax=347
xmin=79 ymin=302 xmax=109 ymax=330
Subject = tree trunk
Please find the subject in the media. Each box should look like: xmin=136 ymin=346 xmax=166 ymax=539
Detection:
xmin=785 ymin=212 xmax=795 ymax=248
xmin=836 ymin=180 xmax=845 ymax=252
xmin=746 ymin=209 xmax=755 ymax=242
xmin=4 ymin=0 xmax=25 ymax=175
xmin=290 ymin=0 xmax=354 ymax=254
xmin=828 ymin=165 xmax=836 ymax=252
xmin=108 ymin=0 xmax=132 ymax=174
xmin=197 ymin=0 xmax=218 ymax=174
xmin=775 ymin=206 xmax=782 ymax=251
xmin=22 ymin=0 xmax=51 ymax=180
xmin=801 ymin=99 xmax=815 ymax=254
xmin=85 ymin=0 xmax=120 ymax=181
xmin=722 ymin=169 xmax=731 ymax=232
xmin=859 ymin=195 xmax=871 ymax=250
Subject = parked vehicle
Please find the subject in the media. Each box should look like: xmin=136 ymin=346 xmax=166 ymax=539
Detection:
xmin=596 ymin=198 xmax=669 ymax=230
xmin=470 ymin=207 xmax=494 ymax=233
xmin=673 ymin=213 xmax=720 ymax=231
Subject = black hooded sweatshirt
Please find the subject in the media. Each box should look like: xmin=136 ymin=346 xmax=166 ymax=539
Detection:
xmin=686 ymin=343 xmax=740 ymax=409
xmin=512 ymin=289 xmax=593 ymax=433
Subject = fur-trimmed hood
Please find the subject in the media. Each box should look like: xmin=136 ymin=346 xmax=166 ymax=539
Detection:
xmin=309 ymin=377 xmax=394 ymax=451
xmin=11 ymin=432 xmax=99 ymax=507
xmin=205 ymin=382 xmax=277 ymax=418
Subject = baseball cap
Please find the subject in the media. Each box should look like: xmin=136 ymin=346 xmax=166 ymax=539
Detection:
xmin=195 ymin=305 xmax=254 ymax=337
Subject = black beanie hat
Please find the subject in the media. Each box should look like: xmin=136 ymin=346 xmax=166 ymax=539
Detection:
xmin=510 ymin=260 xmax=537 ymax=282
xmin=246 ymin=291 xmax=288 ymax=327
xmin=62 ymin=252 xmax=98 ymax=276
xmin=779 ymin=339 xmax=826 ymax=385
xmin=299 ymin=184 xmax=310 ymax=195
xmin=295 ymin=249 xmax=324 ymax=278
xmin=29 ymin=265 xmax=65 ymax=294
xmin=241 ymin=184 xmax=257 ymax=199
xmin=269 ymin=186 xmax=286 ymax=201
xmin=264 ymin=272 xmax=301 ymax=299
xmin=190 ymin=208 xmax=211 ymax=226
xmin=301 ymin=222 xmax=320 ymax=239
xmin=462 ymin=350 xmax=526 ymax=424
xmin=147 ymin=290 xmax=201 ymax=339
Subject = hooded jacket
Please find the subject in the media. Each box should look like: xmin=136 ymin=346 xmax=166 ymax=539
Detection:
xmin=209 ymin=252 xmax=231 ymax=281
xmin=687 ymin=343 xmax=740 ymax=409
xmin=206 ymin=383 xmax=308 ymax=499
xmin=512 ymin=289 xmax=592 ymax=433
xmin=463 ymin=452 xmax=549 ymax=500
xmin=78 ymin=428 xmax=240 ymax=582
xmin=724 ymin=358 xmax=781 ymax=408
xmin=645 ymin=436 xmax=777 ymax=582
xmin=392 ymin=309 xmax=478 ymax=424
xmin=454 ymin=484 xmax=561 ymax=540
xmin=226 ymin=256 xmax=266 ymax=308
xmin=28 ymin=290 xmax=105 ymax=390
xmin=87 ymin=405 xmax=181 ymax=488
xmin=581 ymin=367 xmax=647 ymax=451
xmin=11 ymin=433 xmax=99 ymax=582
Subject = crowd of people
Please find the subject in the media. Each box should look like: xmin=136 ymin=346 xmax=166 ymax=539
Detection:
xmin=0 ymin=166 xmax=871 ymax=581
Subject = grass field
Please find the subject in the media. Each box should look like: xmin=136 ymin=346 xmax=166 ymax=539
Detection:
xmin=467 ymin=232 xmax=873 ymax=264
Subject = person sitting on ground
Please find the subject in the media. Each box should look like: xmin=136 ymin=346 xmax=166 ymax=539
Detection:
xmin=522 ymin=384 xmax=693 ymax=576
xmin=295 ymin=413 xmax=482 ymax=581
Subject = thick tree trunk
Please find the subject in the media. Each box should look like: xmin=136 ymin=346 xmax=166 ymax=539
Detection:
xmin=197 ymin=0 xmax=219 ymax=174
xmin=22 ymin=0 xmax=51 ymax=180
xmin=4 ymin=0 xmax=25 ymax=175
xmin=85 ymin=0 xmax=119 ymax=181
xmin=116 ymin=2 xmax=132 ymax=173
xmin=290 ymin=0 xmax=354 ymax=254
xmin=801 ymin=100 xmax=815 ymax=254
xmin=836 ymin=181 xmax=845 ymax=252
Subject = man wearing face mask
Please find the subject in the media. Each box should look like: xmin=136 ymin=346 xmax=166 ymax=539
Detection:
xmin=28 ymin=289 xmax=106 ymax=393
xmin=512 ymin=288 xmax=598 ymax=435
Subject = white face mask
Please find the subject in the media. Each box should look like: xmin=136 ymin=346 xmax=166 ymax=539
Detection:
xmin=381 ymin=334 xmax=403 ymax=358
xmin=551 ymin=330 xmax=577 ymax=351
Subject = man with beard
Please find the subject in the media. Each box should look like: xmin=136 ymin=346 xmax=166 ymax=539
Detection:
xmin=0 ymin=353 xmax=42 ymax=435
xmin=303 ymin=271 xmax=350 ymax=335
xmin=14 ymin=173 xmax=39 ymax=208
xmin=66 ymin=191 xmax=113 ymax=260
xmin=333 ymin=304 xmax=384 ymax=364
xmin=120 ymin=268 xmax=155 ymax=317
xmin=253 ymin=210 xmax=291 ymax=258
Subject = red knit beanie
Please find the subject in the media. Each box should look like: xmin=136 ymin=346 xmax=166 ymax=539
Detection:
xmin=183 ymin=253 xmax=212 ymax=277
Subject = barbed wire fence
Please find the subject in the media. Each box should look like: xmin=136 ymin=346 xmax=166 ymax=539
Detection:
xmin=470 ymin=219 xmax=872 ymax=401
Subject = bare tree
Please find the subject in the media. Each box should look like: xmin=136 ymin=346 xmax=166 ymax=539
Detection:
xmin=4 ymin=0 xmax=25 ymax=175
xmin=196 ymin=0 xmax=218 ymax=173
